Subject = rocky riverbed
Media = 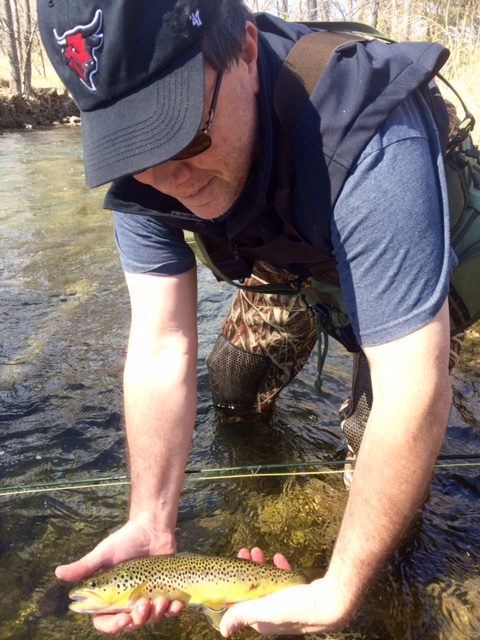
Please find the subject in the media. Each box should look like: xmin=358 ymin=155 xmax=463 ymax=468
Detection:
xmin=0 ymin=86 xmax=80 ymax=129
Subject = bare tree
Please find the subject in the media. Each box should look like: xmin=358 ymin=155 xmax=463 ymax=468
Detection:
xmin=402 ymin=0 xmax=413 ymax=39
xmin=277 ymin=0 xmax=289 ymax=19
xmin=370 ymin=0 xmax=381 ymax=28
xmin=1 ymin=0 xmax=23 ymax=94
xmin=22 ymin=0 xmax=34 ymax=92
xmin=0 ymin=0 xmax=36 ymax=95
xmin=306 ymin=0 xmax=320 ymax=20
xmin=319 ymin=0 xmax=331 ymax=21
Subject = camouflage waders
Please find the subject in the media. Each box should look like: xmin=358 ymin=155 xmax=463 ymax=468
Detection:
xmin=206 ymin=260 xmax=464 ymax=469
xmin=206 ymin=261 xmax=317 ymax=414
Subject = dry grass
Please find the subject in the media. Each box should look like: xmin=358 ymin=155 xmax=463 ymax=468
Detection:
xmin=245 ymin=1 xmax=480 ymax=144
xmin=440 ymin=52 xmax=480 ymax=144
xmin=424 ymin=20 xmax=480 ymax=144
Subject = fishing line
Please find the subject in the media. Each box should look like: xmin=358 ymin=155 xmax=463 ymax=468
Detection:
xmin=184 ymin=454 xmax=480 ymax=474
xmin=0 ymin=455 xmax=479 ymax=498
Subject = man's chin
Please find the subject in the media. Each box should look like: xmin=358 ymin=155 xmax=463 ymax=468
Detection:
xmin=180 ymin=178 xmax=244 ymax=220
xmin=187 ymin=196 xmax=238 ymax=220
xmin=191 ymin=209 xmax=228 ymax=220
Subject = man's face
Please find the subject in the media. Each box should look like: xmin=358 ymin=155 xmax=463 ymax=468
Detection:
xmin=134 ymin=24 xmax=260 ymax=220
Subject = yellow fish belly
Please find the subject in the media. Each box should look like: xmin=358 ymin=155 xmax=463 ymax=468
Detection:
xmin=68 ymin=552 xmax=307 ymax=628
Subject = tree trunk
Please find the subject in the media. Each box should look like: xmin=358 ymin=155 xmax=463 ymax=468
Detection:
xmin=319 ymin=0 xmax=330 ymax=21
xmin=2 ymin=0 xmax=23 ymax=95
xmin=306 ymin=0 xmax=319 ymax=20
xmin=22 ymin=0 xmax=34 ymax=94
xmin=277 ymin=0 xmax=288 ymax=19
xmin=371 ymin=0 xmax=380 ymax=28
xmin=347 ymin=0 xmax=355 ymax=21
xmin=403 ymin=0 xmax=413 ymax=39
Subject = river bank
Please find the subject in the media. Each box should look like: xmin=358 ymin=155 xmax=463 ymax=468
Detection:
xmin=0 ymin=85 xmax=80 ymax=129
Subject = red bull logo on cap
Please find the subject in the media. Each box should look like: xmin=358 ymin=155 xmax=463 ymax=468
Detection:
xmin=54 ymin=9 xmax=103 ymax=91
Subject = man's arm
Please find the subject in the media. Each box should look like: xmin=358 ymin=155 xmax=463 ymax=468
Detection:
xmin=124 ymin=266 xmax=198 ymax=542
xmin=325 ymin=298 xmax=452 ymax=616
xmin=220 ymin=300 xmax=452 ymax=636
xmin=56 ymin=266 xmax=198 ymax=634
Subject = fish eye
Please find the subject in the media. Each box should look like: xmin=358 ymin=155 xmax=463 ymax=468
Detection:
xmin=89 ymin=581 xmax=97 ymax=588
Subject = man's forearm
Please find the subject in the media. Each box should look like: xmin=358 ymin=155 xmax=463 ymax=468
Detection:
xmin=123 ymin=341 xmax=197 ymax=537
xmin=325 ymin=377 xmax=451 ymax=615
xmin=324 ymin=302 xmax=452 ymax=616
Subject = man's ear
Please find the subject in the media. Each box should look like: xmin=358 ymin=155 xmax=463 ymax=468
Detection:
xmin=240 ymin=21 xmax=259 ymax=92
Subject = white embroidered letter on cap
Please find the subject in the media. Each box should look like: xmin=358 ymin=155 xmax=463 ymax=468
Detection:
xmin=189 ymin=9 xmax=202 ymax=27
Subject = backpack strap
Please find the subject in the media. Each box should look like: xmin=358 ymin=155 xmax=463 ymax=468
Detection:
xmin=277 ymin=23 xmax=475 ymax=151
xmin=300 ymin=21 xmax=386 ymax=38
xmin=273 ymin=31 xmax=364 ymax=131
xmin=183 ymin=230 xmax=304 ymax=296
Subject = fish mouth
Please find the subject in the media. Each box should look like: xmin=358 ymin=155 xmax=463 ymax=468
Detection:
xmin=68 ymin=589 xmax=126 ymax=614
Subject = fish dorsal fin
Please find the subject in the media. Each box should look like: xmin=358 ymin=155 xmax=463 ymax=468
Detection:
xmin=202 ymin=602 xmax=227 ymax=630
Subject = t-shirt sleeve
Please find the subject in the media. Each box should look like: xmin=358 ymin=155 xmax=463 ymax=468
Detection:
xmin=331 ymin=94 xmax=457 ymax=347
xmin=113 ymin=211 xmax=196 ymax=275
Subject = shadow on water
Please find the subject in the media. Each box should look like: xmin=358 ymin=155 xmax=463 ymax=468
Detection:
xmin=0 ymin=128 xmax=479 ymax=639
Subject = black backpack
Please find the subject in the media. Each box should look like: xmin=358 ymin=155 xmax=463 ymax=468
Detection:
xmin=274 ymin=20 xmax=480 ymax=336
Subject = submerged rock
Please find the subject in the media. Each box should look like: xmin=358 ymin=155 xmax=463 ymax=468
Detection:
xmin=37 ymin=584 xmax=70 ymax=617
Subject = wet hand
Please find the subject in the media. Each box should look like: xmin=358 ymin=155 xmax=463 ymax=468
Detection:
xmin=219 ymin=547 xmax=352 ymax=637
xmin=104 ymin=596 xmax=184 ymax=634
xmin=55 ymin=518 xmax=184 ymax=634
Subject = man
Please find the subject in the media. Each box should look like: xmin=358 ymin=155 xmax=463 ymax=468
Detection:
xmin=38 ymin=0 xmax=455 ymax=636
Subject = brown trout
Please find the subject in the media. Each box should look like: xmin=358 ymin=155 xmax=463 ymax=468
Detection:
xmin=69 ymin=552 xmax=307 ymax=629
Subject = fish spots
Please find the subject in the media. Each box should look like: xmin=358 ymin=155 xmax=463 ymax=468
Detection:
xmin=70 ymin=552 xmax=307 ymax=614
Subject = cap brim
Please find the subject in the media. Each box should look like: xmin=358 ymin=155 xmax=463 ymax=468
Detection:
xmin=81 ymin=45 xmax=205 ymax=188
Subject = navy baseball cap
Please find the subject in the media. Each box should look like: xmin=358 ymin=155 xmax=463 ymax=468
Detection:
xmin=37 ymin=0 xmax=221 ymax=187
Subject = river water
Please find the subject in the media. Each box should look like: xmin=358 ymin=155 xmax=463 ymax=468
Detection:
xmin=0 ymin=128 xmax=479 ymax=640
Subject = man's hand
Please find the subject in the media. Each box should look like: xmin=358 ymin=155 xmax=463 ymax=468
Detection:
xmin=219 ymin=548 xmax=353 ymax=637
xmin=56 ymin=518 xmax=184 ymax=634
xmin=62 ymin=267 xmax=198 ymax=635
xmin=221 ymin=295 xmax=451 ymax=638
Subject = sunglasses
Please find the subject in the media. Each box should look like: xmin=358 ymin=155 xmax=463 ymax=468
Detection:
xmin=171 ymin=71 xmax=224 ymax=161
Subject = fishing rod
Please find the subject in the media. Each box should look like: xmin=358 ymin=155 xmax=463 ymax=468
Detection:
xmin=0 ymin=454 xmax=479 ymax=498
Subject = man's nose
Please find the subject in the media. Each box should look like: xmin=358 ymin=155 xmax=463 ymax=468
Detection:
xmin=138 ymin=159 xmax=194 ymax=191
xmin=157 ymin=159 xmax=195 ymax=187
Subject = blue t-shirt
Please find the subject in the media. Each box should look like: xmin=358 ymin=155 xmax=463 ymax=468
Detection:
xmin=113 ymin=94 xmax=456 ymax=347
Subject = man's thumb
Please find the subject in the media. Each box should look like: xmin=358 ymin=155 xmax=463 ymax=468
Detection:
xmin=219 ymin=601 xmax=258 ymax=637
xmin=55 ymin=550 xmax=103 ymax=582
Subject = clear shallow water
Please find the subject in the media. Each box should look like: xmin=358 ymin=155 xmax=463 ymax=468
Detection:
xmin=0 ymin=128 xmax=479 ymax=640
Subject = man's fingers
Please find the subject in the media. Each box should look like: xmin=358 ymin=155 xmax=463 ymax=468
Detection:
xmin=90 ymin=597 xmax=183 ymax=634
xmin=129 ymin=598 xmax=152 ymax=627
xmin=137 ymin=597 xmax=184 ymax=624
xmin=236 ymin=548 xmax=291 ymax=569
xmin=166 ymin=600 xmax=185 ymax=616
xmin=237 ymin=548 xmax=251 ymax=560
xmin=250 ymin=547 xmax=266 ymax=563
xmin=149 ymin=597 xmax=171 ymax=622
xmin=273 ymin=553 xmax=291 ymax=571
xmin=92 ymin=612 xmax=132 ymax=634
